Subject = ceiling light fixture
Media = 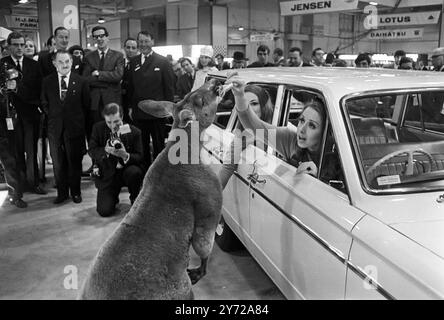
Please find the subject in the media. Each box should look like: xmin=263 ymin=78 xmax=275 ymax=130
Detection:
xmin=18 ymin=0 xmax=29 ymax=3
xmin=369 ymin=1 xmax=378 ymax=5
xmin=238 ymin=27 xmax=244 ymax=31
xmin=98 ymin=17 xmax=105 ymax=24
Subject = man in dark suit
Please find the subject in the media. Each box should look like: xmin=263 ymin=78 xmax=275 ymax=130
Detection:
xmin=0 ymin=78 xmax=27 ymax=208
xmin=1 ymin=32 xmax=46 ymax=195
xmin=247 ymin=45 xmax=275 ymax=68
xmin=121 ymin=37 xmax=138 ymax=124
xmin=288 ymin=47 xmax=312 ymax=67
xmin=176 ymin=57 xmax=195 ymax=100
xmin=432 ymin=47 xmax=444 ymax=72
xmin=127 ymin=31 xmax=175 ymax=168
xmin=38 ymin=27 xmax=70 ymax=78
xmin=89 ymin=103 xmax=143 ymax=217
xmin=83 ymin=26 xmax=124 ymax=141
xmin=41 ymin=50 xmax=90 ymax=204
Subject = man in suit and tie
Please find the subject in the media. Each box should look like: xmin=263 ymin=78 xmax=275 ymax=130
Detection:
xmin=121 ymin=37 xmax=138 ymax=123
xmin=89 ymin=103 xmax=144 ymax=217
xmin=83 ymin=26 xmax=125 ymax=142
xmin=1 ymin=31 xmax=46 ymax=195
xmin=176 ymin=57 xmax=195 ymax=100
xmin=127 ymin=31 xmax=175 ymax=168
xmin=41 ymin=50 xmax=90 ymax=204
xmin=38 ymin=27 xmax=70 ymax=78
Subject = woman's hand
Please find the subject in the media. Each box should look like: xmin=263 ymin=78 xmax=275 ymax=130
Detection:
xmin=225 ymin=71 xmax=246 ymax=97
xmin=297 ymin=161 xmax=318 ymax=177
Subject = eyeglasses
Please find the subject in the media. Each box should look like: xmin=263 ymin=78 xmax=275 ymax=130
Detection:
xmin=125 ymin=46 xmax=137 ymax=50
xmin=93 ymin=34 xmax=107 ymax=40
xmin=10 ymin=43 xmax=25 ymax=47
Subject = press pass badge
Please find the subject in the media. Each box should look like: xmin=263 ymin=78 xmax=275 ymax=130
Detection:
xmin=6 ymin=118 xmax=14 ymax=130
xmin=119 ymin=124 xmax=131 ymax=135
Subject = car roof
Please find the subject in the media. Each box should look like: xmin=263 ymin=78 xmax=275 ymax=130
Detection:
xmin=209 ymin=67 xmax=444 ymax=99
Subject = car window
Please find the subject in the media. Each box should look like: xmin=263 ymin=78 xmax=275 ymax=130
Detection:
xmin=404 ymin=93 xmax=444 ymax=133
xmin=344 ymin=90 xmax=444 ymax=193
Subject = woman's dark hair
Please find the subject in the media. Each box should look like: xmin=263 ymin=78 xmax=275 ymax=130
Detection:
xmin=244 ymin=85 xmax=273 ymax=123
xmin=325 ymin=53 xmax=336 ymax=64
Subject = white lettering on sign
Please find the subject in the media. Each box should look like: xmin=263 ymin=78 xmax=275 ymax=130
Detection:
xmin=363 ymin=5 xmax=378 ymax=30
xmin=63 ymin=5 xmax=79 ymax=29
xmin=368 ymin=28 xmax=424 ymax=40
xmin=280 ymin=0 xmax=358 ymax=16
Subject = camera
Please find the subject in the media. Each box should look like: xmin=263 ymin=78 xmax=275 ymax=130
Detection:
xmin=90 ymin=163 xmax=102 ymax=179
xmin=108 ymin=132 xmax=122 ymax=149
xmin=0 ymin=62 xmax=21 ymax=96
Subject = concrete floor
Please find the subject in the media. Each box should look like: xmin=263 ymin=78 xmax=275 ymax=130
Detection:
xmin=0 ymin=163 xmax=284 ymax=300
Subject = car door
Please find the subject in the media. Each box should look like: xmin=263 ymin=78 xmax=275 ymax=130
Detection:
xmin=246 ymin=87 xmax=366 ymax=299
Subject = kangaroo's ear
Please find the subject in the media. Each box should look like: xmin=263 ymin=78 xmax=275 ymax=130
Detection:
xmin=138 ymin=100 xmax=174 ymax=118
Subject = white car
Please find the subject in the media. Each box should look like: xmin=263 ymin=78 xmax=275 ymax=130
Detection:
xmin=201 ymin=67 xmax=444 ymax=300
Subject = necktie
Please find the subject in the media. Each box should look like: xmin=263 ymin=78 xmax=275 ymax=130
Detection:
xmin=61 ymin=76 xmax=67 ymax=101
xmin=99 ymin=51 xmax=105 ymax=71
xmin=16 ymin=60 xmax=22 ymax=72
xmin=143 ymin=54 xmax=149 ymax=65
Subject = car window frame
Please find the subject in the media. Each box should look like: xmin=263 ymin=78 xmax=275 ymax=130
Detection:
xmin=341 ymin=87 xmax=444 ymax=196
xmin=280 ymin=85 xmax=351 ymax=199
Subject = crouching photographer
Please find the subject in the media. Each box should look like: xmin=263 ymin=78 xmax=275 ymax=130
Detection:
xmin=89 ymin=102 xmax=144 ymax=217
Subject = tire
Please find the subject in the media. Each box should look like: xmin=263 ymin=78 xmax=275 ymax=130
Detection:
xmin=215 ymin=215 xmax=243 ymax=252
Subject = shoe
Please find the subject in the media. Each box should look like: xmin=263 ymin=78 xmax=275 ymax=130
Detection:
xmin=53 ymin=196 xmax=69 ymax=204
xmin=9 ymin=197 xmax=28 ymax=208
xmin=33 ymin=186 xmax=47 ymax=195
xmin=72 ymin=195 xmax=82 ymax=204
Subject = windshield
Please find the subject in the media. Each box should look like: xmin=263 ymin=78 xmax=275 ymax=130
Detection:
xmin=344 ymin=90 xmax=444 ymax=193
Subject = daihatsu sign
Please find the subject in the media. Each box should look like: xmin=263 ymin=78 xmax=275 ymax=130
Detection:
xmin=280 ymin=0 xmax=358 ymax=16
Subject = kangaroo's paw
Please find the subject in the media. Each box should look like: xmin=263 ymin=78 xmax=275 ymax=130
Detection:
xmin=187 ymin=267 xmax=206 ymax=285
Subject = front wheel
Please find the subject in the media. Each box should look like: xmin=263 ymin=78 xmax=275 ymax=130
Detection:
xmin=215 ymin=216 xmax=243 ymax=252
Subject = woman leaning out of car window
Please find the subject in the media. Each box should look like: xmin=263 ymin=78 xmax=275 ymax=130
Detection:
xmin=226 ymin=72 xmax=327 ymax=177
xmin=218 ymin=84 xmax=274 ymax=188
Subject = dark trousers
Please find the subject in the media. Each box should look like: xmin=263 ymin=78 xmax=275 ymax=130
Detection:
xmin=86 ymin=109 xmax=104 ymax=144
xmin=15 ymin=115 xmax=40 ymax=188
xmin=133 ymin=118 xmax=166 ymax=168
xmin=96 ymin=165 xmax=143 ymax=217
xmin=0 ymin=131 xmax=23 ymax=199
xmin=49 ymin=133 xmax=85 ymax=198
xmin=39 ymin=114 xmax=48 ymax=182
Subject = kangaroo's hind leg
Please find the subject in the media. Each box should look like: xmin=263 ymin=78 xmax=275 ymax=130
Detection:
xmin=187 ymin=186 xmax=222 ymax=285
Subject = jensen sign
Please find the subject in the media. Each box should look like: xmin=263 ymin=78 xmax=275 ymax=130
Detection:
xmin=280 ymin=0 xmax=358 ymax=16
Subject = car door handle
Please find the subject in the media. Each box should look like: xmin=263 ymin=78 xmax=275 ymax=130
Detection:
xmin=247 ymin=172 xmax=266 ymax=185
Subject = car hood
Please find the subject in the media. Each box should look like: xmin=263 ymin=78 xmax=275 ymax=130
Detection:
xmin=355 ymin=191 xmax=444 ymax=258
xmin=389 ymin=221 xmax=444 ymax=259
xmin=355 ymin=191 xmax=444 ymax=225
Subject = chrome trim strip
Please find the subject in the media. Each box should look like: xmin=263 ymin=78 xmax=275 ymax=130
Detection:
xmin=232 ymin=170 xmax=395 ymax=300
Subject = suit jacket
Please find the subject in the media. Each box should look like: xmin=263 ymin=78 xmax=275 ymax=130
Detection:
xmin=176 ymin=72 xmax=194 ymax=99
xmin=82 ymin=49 xmax=124 ymax=111
xmin=88 ymin=121 xmax=143 ymax=189
xmin=127 ymin=52 xmax=175 ymax=120
xmin=1 ymin=56 xmax=42 ymax=119
xmin=41 ymin=72 xmax=90 ymax=140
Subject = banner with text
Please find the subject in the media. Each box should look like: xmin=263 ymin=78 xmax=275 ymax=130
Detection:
xmin=50 ymin=0 xmax=81 ymax=46
xmin=375 ymin=11 xmax=441 ymax=27
xmin=368 ymin=28 xmax=424 ymax=40
xmin=6 ymin=15 xmax=39 ymax=30
xmin=280 ymin=0 xmax=359 ymax=16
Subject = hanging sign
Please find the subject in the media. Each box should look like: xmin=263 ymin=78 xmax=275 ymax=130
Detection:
xmin=51 ymin=0 xmax=81 ymax=46
xmin=280 ymin=0 xmax=359 ymax=16
xmin=375 ymin=11 xmax=441 ymax=27
xmin=250 ymin=33 xmax=274 ymax=42
xmin=368 ymin=28 xmax=424 ymax=40
xmin=7 ymin=15 xmax=39 ymax=30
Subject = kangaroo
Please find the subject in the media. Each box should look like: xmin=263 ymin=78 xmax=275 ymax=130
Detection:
xmin=79 ymin=79 xmax=223 ymax=300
